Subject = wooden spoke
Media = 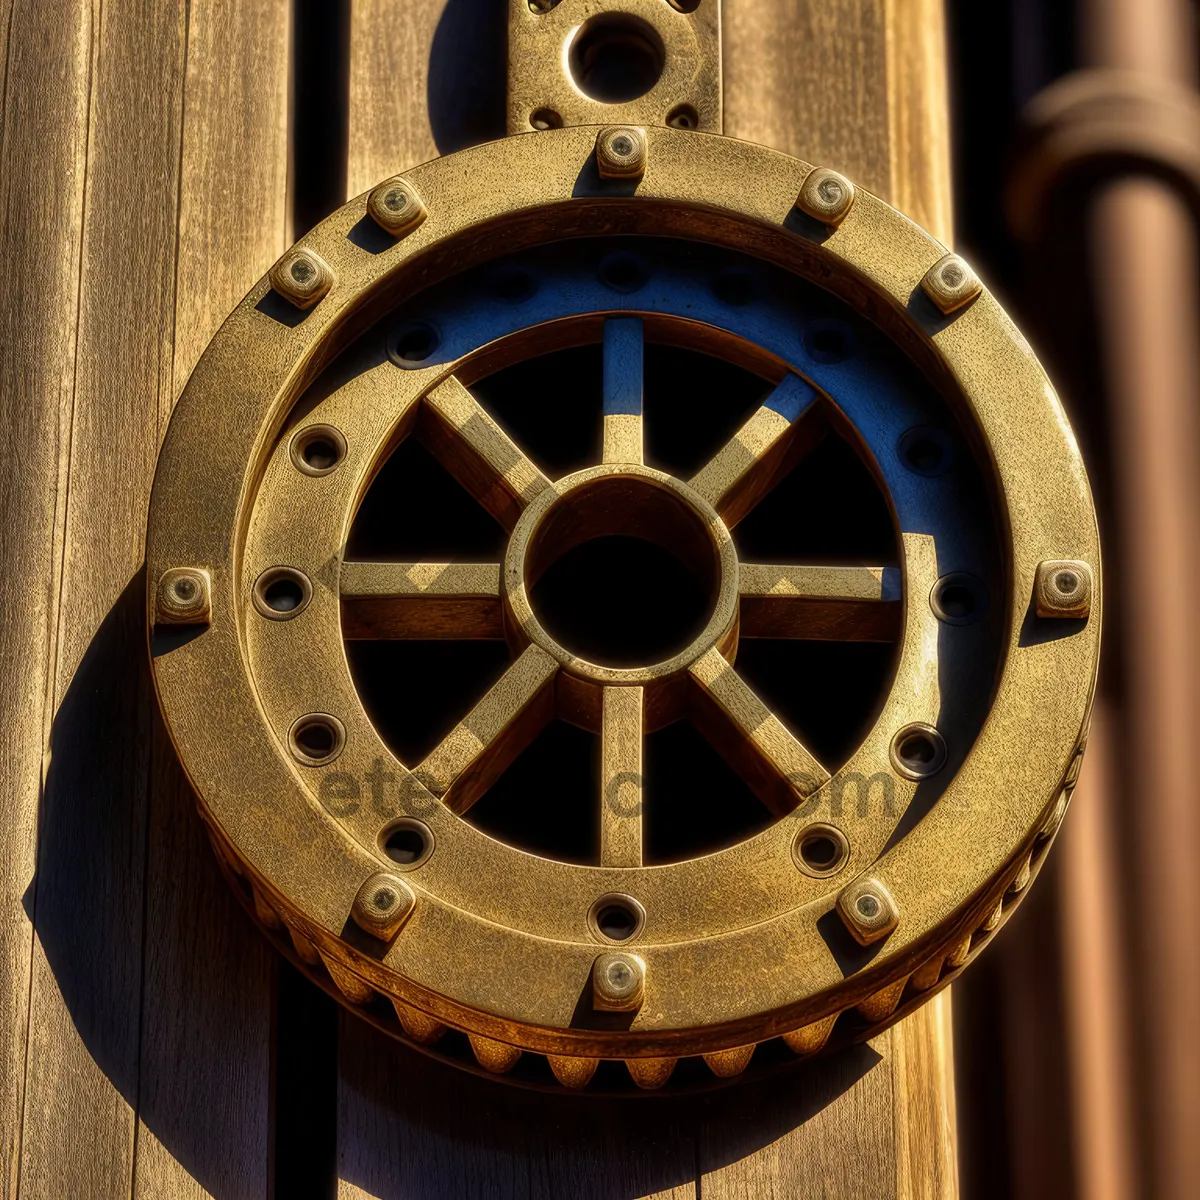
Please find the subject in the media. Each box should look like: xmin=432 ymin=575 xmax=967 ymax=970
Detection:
xmin=602 ymin=317 xmax=644 ymax=465
xmin=600 ymin=686 xmax=644 ymax=867
xmin=688 ymin=647 xmax=829 ymax=817
xmin=340 ymin=561 xmax=502 ymax=639
xmin=414 ymin=645 xmax=558 ymax=814
xmin=739 ymin=564 xmax=902 ymax=641
xmin=688 ymin=375 xmax=827 ymax=527
xmin=419 ymin=375 xmax=551 ymax=531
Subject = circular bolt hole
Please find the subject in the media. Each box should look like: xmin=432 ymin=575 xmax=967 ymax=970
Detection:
xmin=568 ymin=14 xmax=665 ymax=104
xmin=856 ymin=894 xmax=881 ymax=920
xmin=793 ymin=823 xmax=849 ymax=878
xmin=589 ymin=893 xmax=646 ymax=942
xmin=288 ymin=713 xmax=346 ymax=766
xmin=529 ymin=107 xmax=563 ymax=131
xmin=666 ymin=103 xmax=699 ymax=129
xmin=930 ymin=572 xmax=987 ymax=626
xmin=389 ymin=321 xmax=441 ymax=367
xmin=1054 ymin=569 xmax=1080 ymax=597
xmin=803 ymin=317 xmax=855 ymax=364
xmin=890 ymin=722 xmax=948 ymax=781
xmin=491 ymin=265 xmax=539 ymax=304
xmin=290 ymin=424 xmax=347 ymax=477
xmin=290 ymin=258 xmax=314 ymax=284
xmin=380 ymin=818 xmax=434 ymax=869
xmin=711 ymin=267 xmax=758 ymax=307
xmin=669 ymin=0 xmax=701 ymax=10
xmin=598 ymin=249 xmax=650 ymax=294
xmin=253 ymin=566 xmax=312 ymax=620
xmin=897 ymin=425 xmax=953 ymax=477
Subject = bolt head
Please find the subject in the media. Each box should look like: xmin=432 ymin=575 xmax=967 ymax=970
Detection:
xmin=1035 ymin=559 xmax=1093 ymax=619
xmin=596 ymin=126 xmax=646 ymax=180
xmin=269 ymin=248 xmax=334 ymax=311
xmin=156 ymin=567 xmax=212 ymax=626
xmin=367 ymin=176 xmax=428 ymax=238
xmin=593 ymin=951 xmax=645 ymax=1012
xmin=920 ymin=252 xmax=982 ymax=314
xmin=837 ymin=876 xmax=900 ymax=946
xmin=795 ymin=167 xmax=855 ymax=227
xmin=351 ymin=871 xmax=415 ymax=941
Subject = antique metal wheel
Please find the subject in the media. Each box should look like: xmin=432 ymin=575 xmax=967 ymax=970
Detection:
xmin=147 ymin=126 xmax=1099 ymax=1091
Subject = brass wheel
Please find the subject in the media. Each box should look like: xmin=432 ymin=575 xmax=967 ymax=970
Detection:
xmin=147 ymin=126 xmax=1099 ymax=1091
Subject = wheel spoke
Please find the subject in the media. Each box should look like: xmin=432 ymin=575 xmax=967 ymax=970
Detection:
xmin=414 ymin=645 xmax=558 ymax=813
xmin=600 ymin=686 xmax=643 ymax=866
xmin=340 ymin=561 xmax=502 ymax=639
xmin=688 ymin=375 xmax=827 ymax=527
xmin=420 ymin=375 xmax=551 ymax=531
xmin=602 ymin=317 xmax=644 ymax=465
xmin=688 ymin=647 xmax=829 ymax=816
xmin=739 ymin=564 xmax=901 ymax=641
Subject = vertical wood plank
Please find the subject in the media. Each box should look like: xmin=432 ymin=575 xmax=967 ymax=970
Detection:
xmin=0 ymin=1 xmax=94 ymax=1194
xmin=132 ymin=2 xmax=291 ymax=1195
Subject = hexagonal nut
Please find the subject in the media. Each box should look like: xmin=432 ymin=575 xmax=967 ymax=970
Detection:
xmin=920 ymin=252 xmax=981 ymax=314
xmin=596 ymin=126 xmax=646 ymax=180
xmin=367 ymin=177 xmax=428 ymax=238
xmin=1035 ymin=559 xmax=1093 ymax=619
xmin=837 ymin=876 xmax=900 ymax=946
xmin=795 ymin=167 xmax=855 ymax=227
xmin=156 ymin=567 xmax=211 ymax=626
xmin=351 ymin=872 xmax=415 ymax=941
xmin=269 ymin=247 xmax=334 ymax=310
xmin=592 ymin=951 xmax=645 ymax=1012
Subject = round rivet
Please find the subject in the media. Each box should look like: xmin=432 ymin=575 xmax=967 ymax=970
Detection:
xmin=268 ymin=247 xmax=334 ymax=310
xmin=156 ymin=567 xmax=211 ymax=626
xmin=921 ymin=252 xmax=982 ymax=314
xmin=593 ymin=951 xmax=645 ymax=1012
xmin=351 ymin=871 xmax=415 ymax=941
xmin=838 ymin=876 xmax=900 ymax=945
xmin=1035 ymin=559 xmax=1093 ymax=619
xmin=367 ymin=176 xmax=427 ymax=238
xmin=796 ymin=167 xmax=855 ymax=226
xmin=596 ymin=126 xmax=646 ymax=179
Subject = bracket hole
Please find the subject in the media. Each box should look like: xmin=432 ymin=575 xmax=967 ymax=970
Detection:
xmin=666 ymin=103 xmax=699 ymax=129
xmin=890 ymin=723 xmax=947 ymax=781
xmin=288 ymin=713 xmax=346 ymax=766
xmin=589 ymin=893 xmax=646 ymax=942
xmin=529 ymin=107 xmax=563 ymax=131
xmin=253 ymin=567 xmax=313 ymax=619
xmin=568 ymin=14 xmax=665 ymax=104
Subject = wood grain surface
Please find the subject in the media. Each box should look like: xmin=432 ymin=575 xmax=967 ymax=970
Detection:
xmin=336 ymin=3 xmax=958 ymax=1198
xmin=1 ymin=1 xmax=289 ymax=1196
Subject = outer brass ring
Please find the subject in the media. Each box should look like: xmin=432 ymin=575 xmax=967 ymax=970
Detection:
xmin=146 ymin=126 xmax=1100 ymax=1072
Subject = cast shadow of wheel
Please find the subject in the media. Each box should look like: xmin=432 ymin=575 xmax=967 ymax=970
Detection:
xmin=27 ymin=571 xmax=274 ymax=1200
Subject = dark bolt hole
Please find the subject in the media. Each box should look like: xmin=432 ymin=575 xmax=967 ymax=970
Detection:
xmin=711 ymin=268 xmax=757 ymax=307
xmin=803 ymin=319 xmax=854 ymax=364
xmin=264 ymin=577 xmax=305 ymax=612
xmin=898 ymin=426 xmax=953 ymax=477
xmin=905 ymin=437 xmax=943 ymax=473
xmin=384 ymin=826 xmax=428 ymax=865
xmin=596 ymin=902 xmax=639 ymax=941
xmin=667 ymin=103 xmax=699 ymax=129
xmin=898 ymin=732 xmax=938 ymax=768
xmin=598 ymin=250 xmax=650 ymax=294
xmin=800 ymin=834 xmax=841 ymax=871
xmin=569 ymin=14 xmax=665 ymax=103
xmin=393 ymin=322 xmax=440 ymax=363
xmin=937 ymin=584 xmax=975 ymax=620
xmin=295 ymin=721 xmax=336 ymax=758
xmin=302 ymin=438 xmax=340 ymax=470
xmin=529 ymin=107 xmax=563 ymax=130
xmin=373 ymin=887 xmax=396 ymax=911
xmin=492 ymin=265 xmax=538 ymax=304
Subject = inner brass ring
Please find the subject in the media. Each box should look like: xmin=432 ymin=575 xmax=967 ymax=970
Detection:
xmin=503 ymin=464 xmax=739 ymax=694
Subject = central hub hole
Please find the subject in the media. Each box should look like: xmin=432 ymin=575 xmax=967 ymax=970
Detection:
xmin=526 ymin=477 xmax=720 ymax=668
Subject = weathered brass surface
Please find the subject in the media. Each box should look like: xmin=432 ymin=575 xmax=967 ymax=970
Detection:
xmin=146 ymin=125 xmax=1099 ymax=1090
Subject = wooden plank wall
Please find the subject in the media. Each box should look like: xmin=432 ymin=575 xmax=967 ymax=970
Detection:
xmin=0 ymin=1 xmax=288 ymax=1196
xmin=336 ymin=3 xmax=957 ymax=1199
xmin=0 ymin=0 xmax=958 ymax=1196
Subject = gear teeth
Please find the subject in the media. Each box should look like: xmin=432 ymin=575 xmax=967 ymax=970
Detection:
xmin=1008 ymin=853 xmax=1033 ymax=895
xmin=782 ymin=1013 xmax=837 ymax=1056
xmin=702 ymin=1045 xmax=755 ymax=1078
xmin=251 ymin=883 xmax=283 ymax=930
xmin=319 ymin=951 xmax=374 ymax=1005
xmin=393 ymin=998 xmax=447 ymax=1045
xmin=626 ymin=1057 xmax=676 ymax=1090
xmin=909 ymin=953 xmax=945 ymax=993
xmin=469 ymin=1034 xmax=522 ymax=1074
xmin=548 ymin=1055 xmax=599 ymax=1089
xmin=856 ymin=977 xmax=908 ymax=1023
xmin=283 ymin=920 xmax=321 ymax=965
xmin=979 ymin=896 xmax=1004 ymax=934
